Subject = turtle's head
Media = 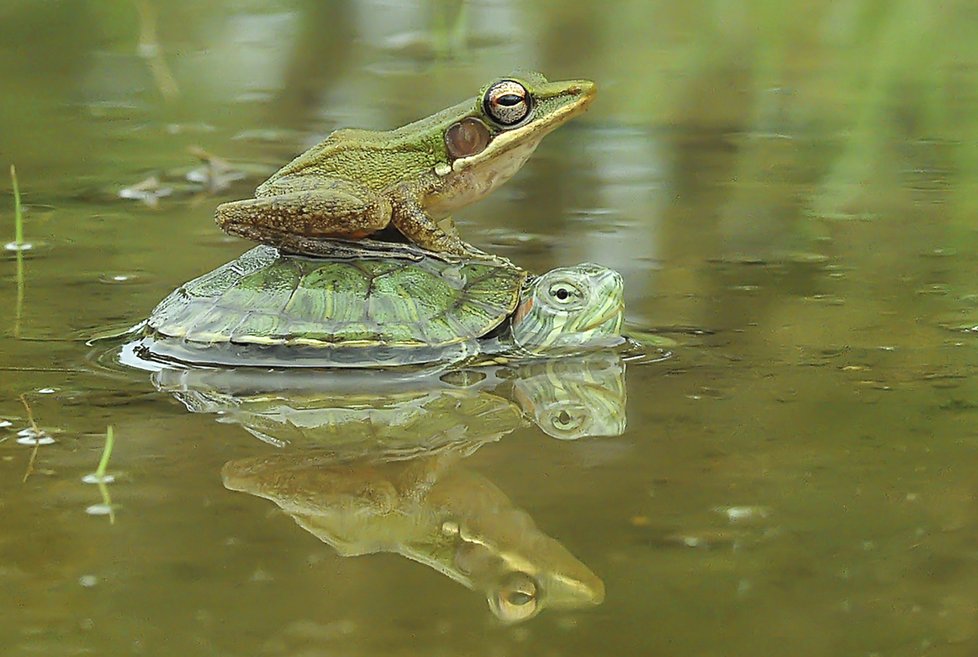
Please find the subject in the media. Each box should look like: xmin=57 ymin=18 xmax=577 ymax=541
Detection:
xmin=511 ymin=264 xmax=624 ymax=354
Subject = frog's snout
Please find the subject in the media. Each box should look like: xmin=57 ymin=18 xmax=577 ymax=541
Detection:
xmin=570 ymin=80 xmax=596 ymax=98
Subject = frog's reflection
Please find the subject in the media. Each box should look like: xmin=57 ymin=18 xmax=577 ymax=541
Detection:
xmin=153 ymin=354 xmax=625 ymax=622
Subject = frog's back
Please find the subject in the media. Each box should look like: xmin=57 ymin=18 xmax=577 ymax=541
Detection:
xmin=146 ymin=245 xmax=524 ymax=360
xmin=260 ymin=123 xmax=448 ymax=195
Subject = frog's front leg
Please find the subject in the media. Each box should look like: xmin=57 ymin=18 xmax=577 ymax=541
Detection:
xmin=389 ymin=186 xmax=477 ymax=256
xmin=215 ymin=179 xmax=393 ymax=251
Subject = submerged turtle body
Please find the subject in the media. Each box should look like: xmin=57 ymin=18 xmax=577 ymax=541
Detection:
xmin=142 ymin=240 xmax=624 ymax=368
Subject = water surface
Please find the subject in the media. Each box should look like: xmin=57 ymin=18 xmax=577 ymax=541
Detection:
xmin=3 ymin=1 xmax=978 ymax=655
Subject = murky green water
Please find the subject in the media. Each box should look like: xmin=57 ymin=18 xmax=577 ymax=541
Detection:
xmin=4 ymin=1 xmax=978 ymax=655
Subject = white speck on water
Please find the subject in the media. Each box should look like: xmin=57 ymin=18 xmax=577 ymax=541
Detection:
xmin=82 ymin=473 xmax=116 ymax=485
xmin=98 ymin=272 xmax=144 ymax=284
xmin=37 ymin=387 xmax=56 ymax=394
xmin=86 ymin=504 xmax=115 ymax=516
xmin=0 ymin=419 xmax=12 ymax=428
xmin=4 ymin=241 xmax=34 ymax=252
xmin=16 ymin=428 xmax=55 ymax=445
xmin=715 ymin=505 xmax=769 ymax=522
xmin=79 ymin=575 xmax=98 ymax=588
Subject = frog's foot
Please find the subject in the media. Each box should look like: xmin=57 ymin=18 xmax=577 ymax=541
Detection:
xmin=215 ymin=187 xmax=393 ymax=244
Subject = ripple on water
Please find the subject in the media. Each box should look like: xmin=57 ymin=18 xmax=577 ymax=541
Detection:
xmin=97 ymin=271 xmax=150 ymax=285
xmin=934 ymin=309 xmax=978 ymax=334
xmin=2 ymin=240 xmax=55 ymax=259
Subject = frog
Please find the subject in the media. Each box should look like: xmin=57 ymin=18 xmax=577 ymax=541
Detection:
xmin=215 ymin=72 xmax=595 ymax=256
xmin=222 ymin=450 xmax=606 ymax=623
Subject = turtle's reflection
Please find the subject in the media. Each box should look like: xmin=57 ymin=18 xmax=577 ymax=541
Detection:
xmin=153 ymin=354 xmax=626 ymax=622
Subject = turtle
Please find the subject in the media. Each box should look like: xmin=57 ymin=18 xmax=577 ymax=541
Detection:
xmin=148 ymin=351 xmax=627 ymax=451
xmin=136 ymin=239 xmax=625 ymax=368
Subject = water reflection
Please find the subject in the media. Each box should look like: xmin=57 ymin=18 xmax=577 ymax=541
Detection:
xmin=151 ymin=353 xmax=625 ymax=622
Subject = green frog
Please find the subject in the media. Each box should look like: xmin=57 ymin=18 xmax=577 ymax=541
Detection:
xmin=222 ymin=451 xmax=606 ymax=623
xmin=215 ymin=72 xmax=595 ymax=256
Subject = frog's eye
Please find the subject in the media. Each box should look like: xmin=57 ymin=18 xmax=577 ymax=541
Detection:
xmin=483 ymin=80 xmax=532 ymax=127
xmin=489 ymin=572 xmax=539 ymax=623
xmin=445 ymin=117 xmax=491 ymax=159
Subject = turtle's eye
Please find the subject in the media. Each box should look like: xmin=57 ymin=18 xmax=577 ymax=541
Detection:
xmin=483 ymin=80 xmax=532 ymax=127
xmin=547 ymin=280 xmax=586 ymax=306
xmin=550 ymin=407 xmax=589 ymax=436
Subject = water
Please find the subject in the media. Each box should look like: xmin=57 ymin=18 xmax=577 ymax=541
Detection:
xmin=3 ymin=1 xmax=978 ymax=655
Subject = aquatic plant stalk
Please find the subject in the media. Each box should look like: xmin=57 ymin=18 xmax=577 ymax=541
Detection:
xmin=11 ymin=165 xmax=24 ymax=338
xmin=11 ymin=165 xmax=22 ymax=245
xmin=96 ymin=426 xmax=115 ymax=479
xmin=134 ymin=0 xmax=180 ymax=101
xmin=84 ymin=426 xmax=118 ymax=523
xmin=20 ymin=394 xmax=40 ymax=483
xmin=97 ymin=480 xmax=116 ymax=524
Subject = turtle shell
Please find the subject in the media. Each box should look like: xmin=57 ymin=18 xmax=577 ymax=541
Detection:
xmin=147 ymin=245 xmax=526 ymax=353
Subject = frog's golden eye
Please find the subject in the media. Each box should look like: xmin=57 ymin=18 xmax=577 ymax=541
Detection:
xmin=489 ymin=572 xmax=539 ymax=622
xmin=445 ymin=117 xmax=491 ymax=159
xmin=483 ymin=80 xmax=532 ymax=127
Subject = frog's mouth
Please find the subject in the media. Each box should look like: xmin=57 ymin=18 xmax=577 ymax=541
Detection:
xmin=451 ymin=81 xmax=595 ymax=173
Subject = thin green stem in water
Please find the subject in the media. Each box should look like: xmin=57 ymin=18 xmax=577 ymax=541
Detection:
xmin=11 ymin=164 xmax=24 ymax=338
xmin=14 ymin=246 xmax=24 ymax=339
xmin=11 ymin=164 xmax=22 ymax=245
xmin=97 ymin=479 xmax=116 ymax=524
xmin=20 ymin=394 xmax=40 ymax=483
xmin=96 ymin=425 xmax=115 ymax=479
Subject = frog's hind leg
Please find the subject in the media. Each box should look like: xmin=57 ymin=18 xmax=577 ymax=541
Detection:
xmin=215 ymin=180 xmax=393 ymax=251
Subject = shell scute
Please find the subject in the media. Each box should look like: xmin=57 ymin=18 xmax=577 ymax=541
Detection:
xmin=290 ymin=264 xmax=369 ymax=323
